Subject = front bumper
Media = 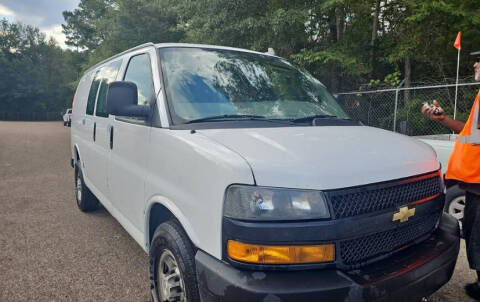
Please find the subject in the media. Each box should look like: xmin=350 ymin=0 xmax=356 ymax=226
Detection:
xmin=195 ymin=213 xmax=459 ymax=302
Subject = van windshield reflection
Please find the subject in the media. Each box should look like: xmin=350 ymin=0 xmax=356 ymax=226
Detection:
xmin=159 ymin=47 xmax=350 ymax=125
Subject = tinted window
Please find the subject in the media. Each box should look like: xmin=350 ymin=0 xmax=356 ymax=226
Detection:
xmin=86 ymin=70 xmax=101 ymax=115
xmin=95 ymin=60 xmax=122 ymax=117
xmin=124 ymin=54 xmax=154 ymax=106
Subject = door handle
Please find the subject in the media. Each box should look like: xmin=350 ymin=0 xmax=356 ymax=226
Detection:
xmin=110 ymin=126 xmax=114 ymax=150
xmin=93 ymin=122 xmax=96 ymax=142
xmin=82 ymin=118 xmax=86 ymax=125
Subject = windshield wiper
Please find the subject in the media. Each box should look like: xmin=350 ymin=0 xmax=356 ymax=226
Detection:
xmin=290 ymin=114 xmax=338 ymax=123
xmin=185 ymin=114 xmax=267 ymax=124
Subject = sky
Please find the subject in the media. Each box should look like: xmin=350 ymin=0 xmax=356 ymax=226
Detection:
xmin=0 ymin=0 xmax=80 ymax=48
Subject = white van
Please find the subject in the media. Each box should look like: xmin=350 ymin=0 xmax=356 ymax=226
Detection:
xmin=71 ymin=43 xmax=460 ymax=302
xmin=63 ymin=108 xmax=72 ymax=126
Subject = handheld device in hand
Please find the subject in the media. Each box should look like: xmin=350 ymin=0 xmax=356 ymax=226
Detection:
xmin=422 ymin=102 xmax=444 ymax=116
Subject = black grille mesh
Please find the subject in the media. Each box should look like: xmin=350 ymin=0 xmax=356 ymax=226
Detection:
xmin=340 ymin=213 xmax=440 ymax=265
xmin=326 ymin=175 xmax=441 ymax=219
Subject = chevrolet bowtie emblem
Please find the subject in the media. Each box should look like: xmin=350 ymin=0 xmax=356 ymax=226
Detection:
xmin=393 ymin=206 xmax=416 ymax=223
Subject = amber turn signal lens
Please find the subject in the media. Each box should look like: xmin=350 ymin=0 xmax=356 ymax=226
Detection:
xmin=227 ymin=240 xmax=335 ymax=264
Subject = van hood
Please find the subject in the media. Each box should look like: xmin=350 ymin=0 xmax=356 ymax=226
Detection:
xmin=198 ymin=126 xmax=439 ymax=190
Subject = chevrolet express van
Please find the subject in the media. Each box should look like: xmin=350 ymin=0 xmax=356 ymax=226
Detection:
xmin=70 ymin=43 xmax=460 ymax=302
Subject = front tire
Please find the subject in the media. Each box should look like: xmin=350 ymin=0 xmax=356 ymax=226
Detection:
xmin=150 ymin=220 xmax=200 ymax=302
xmin=74 ymin=164 xmax=98 ymax=212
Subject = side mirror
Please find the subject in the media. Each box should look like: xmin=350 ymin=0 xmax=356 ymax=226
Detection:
xmin=107 ymin=81 xmax=149 ymax=117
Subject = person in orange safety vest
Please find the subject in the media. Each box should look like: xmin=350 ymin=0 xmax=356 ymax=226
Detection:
xmin=422 ymin=50 xmax=480 ymax=300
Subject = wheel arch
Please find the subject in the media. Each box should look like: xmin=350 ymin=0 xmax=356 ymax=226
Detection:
xmin=145 ymin=196 xmax=200 ymax=252
xmin=72 ymin=143 xmax=82 ymax=166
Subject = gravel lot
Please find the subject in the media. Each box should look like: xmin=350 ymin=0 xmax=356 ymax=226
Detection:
xmin=0 ymin=121 xmax=476 ymax=301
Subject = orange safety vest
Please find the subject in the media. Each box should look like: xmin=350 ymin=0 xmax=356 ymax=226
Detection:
xmin=446 ymin=90 xmax=480 ymax=184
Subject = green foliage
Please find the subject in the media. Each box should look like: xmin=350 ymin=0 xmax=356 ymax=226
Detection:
xmin=384 ymin=72 xmax=401 ymax=87
xmin=60 ymin=0 xmax=480 ymax=93
xmin=0 ymin=19 xmax=86 ymax=117
xmin=4 ymin=0 xmax=480 ymax=124
xmin=292 ymin=48 xmax=368 ymax=78
xmin=382 ymin=0 xmax=480 ymax=79
xmin=368 ymin=79 xmax=381 ymax=87
xmin=63 ymin=0 xmax=184 ymax=67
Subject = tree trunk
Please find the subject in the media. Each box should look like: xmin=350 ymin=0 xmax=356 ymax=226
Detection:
xmin=335 ymin=7 xmax=344 ymax=42
xmin=369 ymin=0 xmax=381 ymax=78
xmin=328 ymin=9 xmax=341 ymax=91
xmin=404 ymin=56 xmax=411 ymax=103
xmin=329 ymin=10 xmax=337 ymax=43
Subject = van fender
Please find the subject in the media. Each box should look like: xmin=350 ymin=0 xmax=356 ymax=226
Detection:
xmin=73 ymin=144 xmax=93 ymax=184
xmin=72 ymin=143 xmax=82 ymax=166
xmin=144 ymin=195 xmax=200 ymax=251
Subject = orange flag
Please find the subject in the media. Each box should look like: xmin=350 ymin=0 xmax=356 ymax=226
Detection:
xmin=453 ymin=31 xmax=462 ymax=50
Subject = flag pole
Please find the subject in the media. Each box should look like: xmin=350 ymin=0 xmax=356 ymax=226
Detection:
xmin=454 ymin=47 xmax=460 ymax=120
xmin=453 ymin=31 xmax=462 ymax=120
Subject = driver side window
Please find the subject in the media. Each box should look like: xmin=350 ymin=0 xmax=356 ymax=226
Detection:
xmin=124 ymin=53 xmax=154 ymax=106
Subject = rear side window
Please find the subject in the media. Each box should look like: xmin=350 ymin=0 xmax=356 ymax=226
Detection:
xmin=95 ymin=60 xmax=122 ymax=117
xmin=124 ymin=54 xmax=154 ymax=106
xmin=86 ymin=70 xmax=101 ymax=115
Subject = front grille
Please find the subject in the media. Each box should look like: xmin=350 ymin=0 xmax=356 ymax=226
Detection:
xmin=340 ymin=212 xmax=440 ymax=266
xmin=325 ymin=173 xmax=442 ymax=219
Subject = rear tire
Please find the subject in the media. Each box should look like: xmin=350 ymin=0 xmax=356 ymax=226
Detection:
xmin=150 ymin=220 xmax=200 ymax=302
xmin=74 ymin=163 xmax=98 ymax=212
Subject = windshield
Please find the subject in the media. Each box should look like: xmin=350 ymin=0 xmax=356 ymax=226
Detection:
xmin=159 ymin=47 xmax=349 ymax=124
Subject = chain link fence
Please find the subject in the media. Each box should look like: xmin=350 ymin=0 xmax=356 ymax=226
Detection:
xmin=0 ymin=111 xmax=63 ymax=121
xmin=336 ymin=82 xmax=480 ymax=136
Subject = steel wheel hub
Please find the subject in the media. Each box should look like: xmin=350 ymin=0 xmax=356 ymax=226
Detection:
xmin=76 ymin=176 xmax=82 ymax=204
xmin=448 ymin=195 xmax=465 ymax=220
xmin=157 ymin=249 xmax=186 ymax=302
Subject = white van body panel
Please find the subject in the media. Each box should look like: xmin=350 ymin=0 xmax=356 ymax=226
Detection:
xmin=155 ymin=43 xmax=279 ymax=58
xmin=71 ymin=70 xmax=93 ymax=169
xmin=145 ymin=195 xmax=200 ymax=251
xmin=199 ymin=126 xmax=440 ymax=190
xmin=144 ymin=129 xmax=254 ymax=257
xmin=108 ymin=120 xmax=151 ymax=232
xmin=82 ymin=172 xmax=146 ymax=247
xmin=418 ymin=135 xmax=456 ymax=174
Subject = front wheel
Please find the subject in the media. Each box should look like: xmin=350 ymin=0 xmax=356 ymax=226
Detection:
xmin=150 ymin=220 xmax=200 ymax=302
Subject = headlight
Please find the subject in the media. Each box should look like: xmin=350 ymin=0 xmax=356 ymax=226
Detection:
xmin=223 ymin=185 xmax=330 ymax=221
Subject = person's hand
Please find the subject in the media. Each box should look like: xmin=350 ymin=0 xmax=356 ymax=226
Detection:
xmin=421 ymin=100 xmax=446 ymax=121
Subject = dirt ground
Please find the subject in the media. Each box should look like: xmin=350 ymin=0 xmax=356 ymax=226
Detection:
xmin=0 ymin=121 xmax=476 ymax=301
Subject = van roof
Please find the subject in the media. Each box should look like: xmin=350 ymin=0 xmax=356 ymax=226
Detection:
xmin=155 ymin=43 xmax=279 ymax=58
xmin=84 ymin=42 xmax=280 ymax=74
